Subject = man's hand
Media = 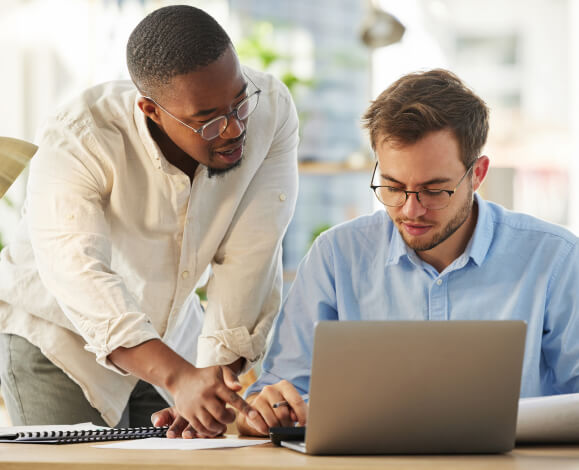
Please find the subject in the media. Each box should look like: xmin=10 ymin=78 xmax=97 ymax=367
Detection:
xmin=108 ymin=339 xmax=257 ymax=438
xmin=168 ymin=364 xmax=257 ymax=437
xmin=151 ymin=406 xmax=200 ymax=438
xmin=237 ymin=380 xmax=308 ymax=437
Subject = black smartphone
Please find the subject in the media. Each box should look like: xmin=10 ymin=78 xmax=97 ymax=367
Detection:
xmin=268 ymin=426 xmax=306 ymax=446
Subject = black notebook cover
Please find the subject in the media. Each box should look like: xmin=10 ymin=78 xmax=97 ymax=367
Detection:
xmin=0 ymin=425 xmax=169 ymax=444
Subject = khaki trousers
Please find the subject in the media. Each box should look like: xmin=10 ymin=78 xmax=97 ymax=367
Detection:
xmin=0 ymin=333 xmax=169 ymax=427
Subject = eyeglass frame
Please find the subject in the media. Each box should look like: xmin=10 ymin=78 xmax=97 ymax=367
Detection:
xmin=370 ymin=160 xmax=475 ymax=210
xmin=142 ymin=74 xmax=261 ymax=141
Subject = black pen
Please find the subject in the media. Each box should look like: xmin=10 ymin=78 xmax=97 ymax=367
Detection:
xmin=272 ymin=394 xmax=309 ymax=409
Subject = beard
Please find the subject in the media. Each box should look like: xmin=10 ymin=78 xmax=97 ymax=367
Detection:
xmin=206 ymin=132 xmax=246 ymax=178
xmin=206 ymin=156 xmax=243 ymax=178
xmin=395 ymin=188 xmax=474 ymax=252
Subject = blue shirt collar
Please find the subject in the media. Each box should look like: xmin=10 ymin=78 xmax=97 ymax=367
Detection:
xmin=385 ymin=192 xmax=493 ymax=268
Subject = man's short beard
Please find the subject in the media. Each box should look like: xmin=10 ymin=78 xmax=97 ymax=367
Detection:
xmin=398 ymin=188 xmax=474 ymax=252
xmin=207 ymin=157 xmax=243 ymax=179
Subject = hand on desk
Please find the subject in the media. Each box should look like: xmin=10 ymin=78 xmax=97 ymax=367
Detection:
xmin=171 ymin=364 xmax=258 ymax=438
xmin=151 ymin=365 xmax=256 ymax=438
xmin=236 ymin=380 xmax=308 ymax=437
xmin=153 ymin=380 xmax=308 ymax=438
xmin=109 ymin=340 xmax=258 ymax=438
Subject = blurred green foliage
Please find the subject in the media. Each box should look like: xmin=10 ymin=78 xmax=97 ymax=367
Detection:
xmin=236 ymin=21 xmax=313 ymax=96
xmin=237 ymin=23 xmax=334 ymax=249
xmin=310 ymin=223 xmax=332 ymax=247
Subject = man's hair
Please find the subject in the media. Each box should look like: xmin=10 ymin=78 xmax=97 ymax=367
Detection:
xmin=126 ymin=5 xmax=232 ymax=96
xmin=362 ymin=69 xmax=489 ymax=168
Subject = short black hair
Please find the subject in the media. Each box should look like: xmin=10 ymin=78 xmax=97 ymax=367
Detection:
xmin=126 ymin=5 xmax=232 ymax=96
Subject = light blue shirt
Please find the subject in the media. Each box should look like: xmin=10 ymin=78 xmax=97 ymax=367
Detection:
xmin=247 ymin=194 xmax=579 ymax=399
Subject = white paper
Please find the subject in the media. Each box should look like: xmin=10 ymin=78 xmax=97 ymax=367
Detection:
xmin=95 ymin=437 xmax=269 ymax=450
xmin=0 ymin=422 xmax=107 ymax=435
xmin=516 ymin=393 xmax=579 ymax=443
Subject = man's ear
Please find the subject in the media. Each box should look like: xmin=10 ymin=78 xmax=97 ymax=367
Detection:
xmin=137 ymin=97 xmax=162 ymax=126
xmin=472 ymin=155 xmax=490 ymax=191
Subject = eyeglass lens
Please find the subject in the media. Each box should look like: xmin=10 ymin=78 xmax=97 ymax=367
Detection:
xmin=374 ymin=188 xmax=450 ymax=209
xmin=200 ymin=93 xmax=259 ymax=140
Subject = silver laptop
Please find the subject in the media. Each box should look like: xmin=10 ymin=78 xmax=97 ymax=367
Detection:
xmin=279 ymin=320 xmax=526 ymax=455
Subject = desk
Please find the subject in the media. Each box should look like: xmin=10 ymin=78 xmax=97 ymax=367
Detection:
xmin=1 ymin=439 xmax=578 ymax=470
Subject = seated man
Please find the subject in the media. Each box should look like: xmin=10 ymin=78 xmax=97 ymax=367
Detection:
xmin=155 ymin=68 xmax=579 ymax=438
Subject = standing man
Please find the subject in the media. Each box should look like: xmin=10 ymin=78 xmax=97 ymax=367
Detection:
xmin=0 ymin=5 xmax=298 ymax=438
xmin=229 ymin=68 xmax=577 ymax=436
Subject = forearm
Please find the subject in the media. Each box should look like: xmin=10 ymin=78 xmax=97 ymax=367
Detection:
xmin=108 ymin=338 xmax=193 ymax=394
xmin=108 ymin=339 xmax=246 ymax=393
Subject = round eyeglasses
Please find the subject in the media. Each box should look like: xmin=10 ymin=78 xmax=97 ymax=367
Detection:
xmin=370 ymin=161 xmax=474 ymax=210
xmin=143 ymin=76 xmax=261 ymax=141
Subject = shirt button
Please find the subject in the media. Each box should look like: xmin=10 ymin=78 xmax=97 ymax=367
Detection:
xmin=181 ymin=271 xmax=190 ymax=279
xmin=436 ymin=279 xmax=442 ymax=286
xmin=279 ymin=193 xmax=287 ymax=201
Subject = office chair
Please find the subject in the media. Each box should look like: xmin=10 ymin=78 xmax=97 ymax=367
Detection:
xmin=0 ymin=136 xmax=38 ymax=199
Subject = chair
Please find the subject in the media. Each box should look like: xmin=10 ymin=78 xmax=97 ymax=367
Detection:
xmin=0 ymin=137 xmax=38 ymax=199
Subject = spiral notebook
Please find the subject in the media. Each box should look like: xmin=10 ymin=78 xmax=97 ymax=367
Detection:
xmin=0 ymin=425 xmax=169 ymax=444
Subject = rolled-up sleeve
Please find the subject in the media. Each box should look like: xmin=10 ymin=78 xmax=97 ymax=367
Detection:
xmin=26 ymin=122 xmax=160 ymax=373
xmin=196 ymin=82 xmax=299 ymax=368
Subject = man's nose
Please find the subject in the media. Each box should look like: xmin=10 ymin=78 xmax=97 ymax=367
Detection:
xmin=402 ymin=192 xmax=427 ymax=219
xmin=221 ymin=116 xmax=244 ymax=139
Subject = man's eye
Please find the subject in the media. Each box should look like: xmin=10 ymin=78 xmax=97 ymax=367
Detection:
xmin=422 ymin=189 xmax=445 ymax=197
xmin=385 ymin=186 xmax=402 ymax=193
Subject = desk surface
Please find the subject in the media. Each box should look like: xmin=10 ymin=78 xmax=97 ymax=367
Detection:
xmin=1 ymin=439 xmax=578 ymax=470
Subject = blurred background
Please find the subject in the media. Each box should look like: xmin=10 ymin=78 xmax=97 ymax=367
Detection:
xmin=1 ymin=0 xmax=578 ymax=289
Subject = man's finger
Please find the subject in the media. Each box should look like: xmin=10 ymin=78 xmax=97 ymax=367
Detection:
xmin=220 ymin=388 xmax=258 ymax=420
xmin=167 ymin=415 xmax=191 ymax=439
xmin=182 ymin=424 xmax=199 ymax=439
xmin=190 ymin=415 xmax=222 ymax=438
xmin=222 ymin=366 xmax=242 ymax=391
xmin=246 ymin=409 xmax=269 ymax=435
xmin=151 ymin=407 xmax=176 ymax=427
xmin=204 ymin=397 xmax=236 ymax=424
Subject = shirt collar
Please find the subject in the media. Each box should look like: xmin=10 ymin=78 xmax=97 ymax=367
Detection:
xmin=384 ymin=192 xmax=493 ymax=268
xmin=465 ymin=192 xmax=493 ymax=267
xmin=133 ymin=94 xmax=172 ymax=173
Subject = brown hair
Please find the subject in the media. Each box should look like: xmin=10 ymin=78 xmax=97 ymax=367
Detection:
xmin=362 ymin=69 xmax=489 ymax=168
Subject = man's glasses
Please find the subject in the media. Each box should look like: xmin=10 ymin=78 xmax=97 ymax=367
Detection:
xmin=370 ymin=161 xmax=474 ymax=210
xmin=143 ymin=75 xmax=261 ymax=141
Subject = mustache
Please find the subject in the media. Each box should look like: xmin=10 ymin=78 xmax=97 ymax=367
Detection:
xmin=396 ymin=217 xmax=432 ymax=225
xmin=222 ymin=131 xmax=246 ymax=147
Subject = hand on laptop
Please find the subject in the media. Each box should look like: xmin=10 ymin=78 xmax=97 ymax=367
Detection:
xmin=237 ymin=380 xmax=309 ymax=436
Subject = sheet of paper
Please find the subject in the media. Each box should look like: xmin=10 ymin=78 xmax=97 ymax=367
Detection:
xmin=95 ymin=437 xmax=269 ymax=450
xmin=0 ymin=422 xmax=107 ymax=435
xmin=516 ymin=393 xmax=579 ymax=443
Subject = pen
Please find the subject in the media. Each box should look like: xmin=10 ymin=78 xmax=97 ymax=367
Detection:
xmin=272 ymin=394 xmax=309 ymax=409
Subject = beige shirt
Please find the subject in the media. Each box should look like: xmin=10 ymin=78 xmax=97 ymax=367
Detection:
xmin=0 ymin=68 xmax=299 ymax=425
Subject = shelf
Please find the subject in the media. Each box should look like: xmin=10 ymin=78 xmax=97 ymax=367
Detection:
xmin=298 ymin=160 xmax=374 ymax=174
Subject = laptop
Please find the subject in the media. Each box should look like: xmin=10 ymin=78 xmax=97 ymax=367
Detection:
xmin=271 ymin=320 xmax=526 ymax=455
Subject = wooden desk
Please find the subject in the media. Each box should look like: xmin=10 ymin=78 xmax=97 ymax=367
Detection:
xmin=1 ymin=439 xmax=578 ymax=470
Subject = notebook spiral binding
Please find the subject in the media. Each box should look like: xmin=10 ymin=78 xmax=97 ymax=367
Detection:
xmin=6 ymin=425 xmax=170 ymax=444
